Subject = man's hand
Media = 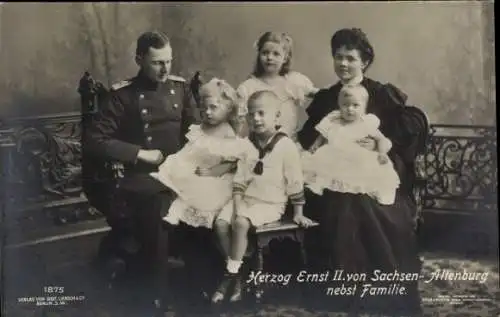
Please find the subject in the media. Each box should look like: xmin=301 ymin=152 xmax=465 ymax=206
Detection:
xmin=356 ymin=137 xmax=377 ymax=151
xmin=137 ymin=149 xmax=164 ymax=165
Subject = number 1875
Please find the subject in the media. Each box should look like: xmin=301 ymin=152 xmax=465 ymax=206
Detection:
xmin=43 ymin=286 xmax=64 ymax=294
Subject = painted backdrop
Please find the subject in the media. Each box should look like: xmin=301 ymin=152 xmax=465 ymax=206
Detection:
xmin=0 ymin=2 xmax=495 ymax=124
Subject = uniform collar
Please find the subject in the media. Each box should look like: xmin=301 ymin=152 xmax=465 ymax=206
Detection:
xmin=134 ymin=71 xmax=162 ymax=91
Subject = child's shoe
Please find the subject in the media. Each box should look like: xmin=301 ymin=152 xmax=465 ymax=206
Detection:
xmin=211 ymin=271 xmax=235 ymax=304
xmin=229 ymin=274 xmax=243 ymax=302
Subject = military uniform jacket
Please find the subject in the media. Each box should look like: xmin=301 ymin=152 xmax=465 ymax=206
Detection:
xmin=85 ymin=71 xmax=201 ymax=194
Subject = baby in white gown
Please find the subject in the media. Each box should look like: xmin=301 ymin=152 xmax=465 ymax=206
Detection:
xmin=150 ymin=78 xmax=247 ymax=228
xmin=302 ymin=84 xmax=400 ymax=205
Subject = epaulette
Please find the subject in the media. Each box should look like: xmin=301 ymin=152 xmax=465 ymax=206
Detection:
xmin=111 ymin=80 xmax=132 ymax=91
xmin=167 ymin=74 xmax=186 ymax=83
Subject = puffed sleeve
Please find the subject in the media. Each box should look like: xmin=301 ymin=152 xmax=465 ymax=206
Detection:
xmin=378 ymin=83 xmax=428 ymax=163
xmin=185 ymin=124 xmax=203 ymax=142
xmin=236 ymin=82 xmax=251 ymax=117
xmin=85 ymin=90 xmax=141 ymax=164
xmin=315 ymin=110 xmax=341 ymax=139
xmin=282 ymin=138 xmax=305 ymax=205
xmin=393 ymin=105 xmax=428 ymax=163
xmin=367 ymin=81 xmax=428 ymax=194
xmin=288 ymin=71 xmax=318 ymax=105
xmin=363 ymin=113 xmax=381 ymax=131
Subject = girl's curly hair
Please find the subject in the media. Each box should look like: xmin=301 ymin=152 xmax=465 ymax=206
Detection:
xmin=199 ymin=78 xmax=241 ymax=132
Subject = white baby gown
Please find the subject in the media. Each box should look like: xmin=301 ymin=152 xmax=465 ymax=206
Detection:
xmin=301 ymin=111 xmax=400 ymax=205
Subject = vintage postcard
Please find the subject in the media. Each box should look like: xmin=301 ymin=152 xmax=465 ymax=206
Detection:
xmin=0 ymin=2 xmax=497 ymax=317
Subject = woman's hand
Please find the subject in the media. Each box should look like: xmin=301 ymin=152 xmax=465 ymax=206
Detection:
xmin=356 ymin=137 xmax=377 ymax=151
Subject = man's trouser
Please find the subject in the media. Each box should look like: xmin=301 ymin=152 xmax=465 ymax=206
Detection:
xmin=100 ymin=189 xmax=173 ymax=300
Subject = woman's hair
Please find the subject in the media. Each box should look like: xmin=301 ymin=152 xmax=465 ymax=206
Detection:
xmin=330 ymin=28 xmax=375 ymax=71
xmin=199 ymin=78 xmax=240 ymax=130
xmin=252 ymin=32 xmax=293 ymax=77
xmin=135 ymin=30 xmax=170 ymax=57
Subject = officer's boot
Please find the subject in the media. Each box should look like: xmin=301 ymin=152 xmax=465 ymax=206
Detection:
xmin=98 ymin=231 xmax=141 ymax=288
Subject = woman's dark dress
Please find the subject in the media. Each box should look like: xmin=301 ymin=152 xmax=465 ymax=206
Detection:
xmin=298 ymin=77 xmax=427 ymax=315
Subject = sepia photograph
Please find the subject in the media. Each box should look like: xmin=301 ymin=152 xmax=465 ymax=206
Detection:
xmin=0 ymin=2 xmax=497 ymax=317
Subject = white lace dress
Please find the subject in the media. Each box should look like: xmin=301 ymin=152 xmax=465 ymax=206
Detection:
xmin=150 ymin=123 xmax=247 ymax=228
xmin=301 ymin=111 xmax=400 ymax=205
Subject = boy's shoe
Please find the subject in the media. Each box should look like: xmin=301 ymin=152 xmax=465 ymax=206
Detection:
xmin=211 ymin=271 xmax=236 ymax=304
xmin=229 ymin=274 xmax=243 ymax=302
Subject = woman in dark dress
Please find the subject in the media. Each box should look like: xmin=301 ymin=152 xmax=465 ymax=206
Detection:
xmin=298 ymin=28 xmax=427 ymax=315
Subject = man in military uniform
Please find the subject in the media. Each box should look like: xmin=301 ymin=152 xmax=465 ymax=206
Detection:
xmin=85 ymin=30 xmax=200 ymax=312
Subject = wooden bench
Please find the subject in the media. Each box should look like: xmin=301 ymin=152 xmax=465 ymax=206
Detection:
xmin=159 ymin=210 xmax=318 ymax=302
xmin=246 ymin=212 xmax=319 ymax=302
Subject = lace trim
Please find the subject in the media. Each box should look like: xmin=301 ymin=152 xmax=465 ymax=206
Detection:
xmin=167 ymin=199 xmax=218 ymax=229
xmin=305 ymin=175 xmax=399 ymax=196
xmin=179 ymin=206 xmax=217 ymax=228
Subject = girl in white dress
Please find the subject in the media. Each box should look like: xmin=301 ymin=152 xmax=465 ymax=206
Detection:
xmin=150 ymin=78 xmax=247 ymax=228
xmin=302 ymin=84 xmax=400 ymax=205
xmin=235 ymin=31 xmax=318 ymax=142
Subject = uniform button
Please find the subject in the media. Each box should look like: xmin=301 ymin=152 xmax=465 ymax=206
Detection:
xmin=144 ymin=123 xmax=149 ymax=129
xmin=141 ymin=109 xmax=148 ymax=114
xmin=147 ymin=136 xmax=153 ymax=142
xmin=139 ymin=94 xmax=145 ymax=99
xmin=170 ymin=89 xmax=175 ymax=95
xmin=173 ymin=103 xmax=178 ymax=108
